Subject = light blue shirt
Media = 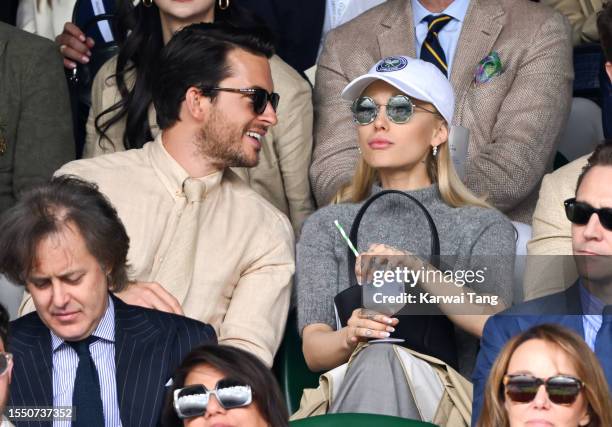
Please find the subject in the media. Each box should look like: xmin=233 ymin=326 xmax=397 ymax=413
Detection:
xmin=579 ymin=282 xmax=603 ymax=351
xmin=51 ymin=297 xmax=122 ymax=427
xmin=412 ymin=0 xmax=471 ymax=75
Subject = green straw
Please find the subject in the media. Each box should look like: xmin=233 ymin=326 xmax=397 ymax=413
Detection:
xmin=334 ymin=220 xmax=359 ymax=257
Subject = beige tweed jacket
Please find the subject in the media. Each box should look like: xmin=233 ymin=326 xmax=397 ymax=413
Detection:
xmin=84 ymin=54 xmax=314 ymax=236
xmin=523 ymin=154 xmax=588 ymax=300
xmin=310 ymin=0 xmax=573 ymax=223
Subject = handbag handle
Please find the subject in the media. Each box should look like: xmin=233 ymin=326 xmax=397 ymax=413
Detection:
xmin=346 ymin=189 xmax=440 ymax=287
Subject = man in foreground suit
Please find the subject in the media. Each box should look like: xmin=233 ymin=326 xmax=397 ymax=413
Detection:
xmin=0 ymin=176 xmax=216 ymax=427
xmin=310 ymin=0 xmax=573 ymax=222
xmin=471 ymin=144 xmax=612 ymax=424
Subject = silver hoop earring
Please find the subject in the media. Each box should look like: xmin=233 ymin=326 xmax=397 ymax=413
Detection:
xmin=432 ymin=146 xmax=438 ymax=157
xmin=218 ymin=0 xmax=230 ymax=10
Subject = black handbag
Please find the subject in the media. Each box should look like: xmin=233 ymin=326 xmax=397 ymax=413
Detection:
xmin=333 ymin=189 xmax=458 ymax=368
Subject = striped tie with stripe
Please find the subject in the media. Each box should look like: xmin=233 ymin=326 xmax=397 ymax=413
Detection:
xmin=420 ymin=14 xmax=452 ymax=77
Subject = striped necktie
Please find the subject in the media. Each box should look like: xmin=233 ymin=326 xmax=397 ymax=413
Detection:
xmin=420 ymin=14 xmax=452 ymax=77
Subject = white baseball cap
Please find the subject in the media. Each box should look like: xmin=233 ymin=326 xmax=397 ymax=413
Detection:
xmin=341 ymin=56 xmax=454 ymax=125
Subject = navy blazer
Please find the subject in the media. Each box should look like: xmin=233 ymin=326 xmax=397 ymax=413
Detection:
xmin=471 ymin=282 xmax=612 ymax=425
xmin=7 ymin=295 xmax=216 ymax=427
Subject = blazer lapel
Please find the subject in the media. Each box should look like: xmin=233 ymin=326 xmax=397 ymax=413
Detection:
xmin=377 ymin=0 xmax=416 ymax=59
xmin=9 ymin=314 xmax=53 ymax=409
xmin=113 ymin=296 xmax=166 ymax=426
xmin=450 ymin=0 xmax=504 ymax=119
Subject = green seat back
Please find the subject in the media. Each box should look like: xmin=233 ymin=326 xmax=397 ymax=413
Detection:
xmin=290 ymin=413 xmax=437 ymax=426
xmin=273 ymin=309 xmax=321 ymax=414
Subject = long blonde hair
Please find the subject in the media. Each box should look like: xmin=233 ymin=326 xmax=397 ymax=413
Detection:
xmin=332 ymin=109 xmax=490 ymax=208
xmin=478 ymin=324 xmax=612 ymax=427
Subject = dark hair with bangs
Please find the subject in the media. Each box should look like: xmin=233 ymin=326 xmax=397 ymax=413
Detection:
xmin=162 ymin=344 xmax=288 ymax=427
xmin=0 ymin=175 xmax=130 ymax=292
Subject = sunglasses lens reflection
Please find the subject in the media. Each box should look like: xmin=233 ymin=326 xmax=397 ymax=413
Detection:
xmin=506 ymin=375 xmax=582 ymax=405
xmin=176 ymin=385 xmax=208 ymax=418
xmin=216 ymin=379 xmax=252 ymax=409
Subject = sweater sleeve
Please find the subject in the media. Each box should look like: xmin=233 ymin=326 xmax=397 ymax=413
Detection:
xmin=465 ymin=211 xmax=516 ymax=307
xmin=296 ymin=209 xmax=342 ymax=334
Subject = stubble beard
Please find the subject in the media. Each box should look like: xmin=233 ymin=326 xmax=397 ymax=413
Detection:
xmin=196 ymin=107 xmax=258 ymax=169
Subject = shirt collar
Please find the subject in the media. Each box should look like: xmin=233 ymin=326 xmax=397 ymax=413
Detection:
xmin=412 ymin=0 xmax=470 ymax=25
xmin=148 ymin=133 xmax=224 ymax=200
xmin=51 ymin=296 xmax=116 ymax=352
xmin=579 ymin=280 xmax=605 ymax=315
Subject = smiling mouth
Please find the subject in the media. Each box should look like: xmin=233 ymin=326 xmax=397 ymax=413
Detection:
xmin=245 ymin=131 xmax=264 ymax=150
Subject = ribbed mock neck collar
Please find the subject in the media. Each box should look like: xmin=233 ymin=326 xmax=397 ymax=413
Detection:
xmin=370 ymin=183 xmax=441 ymax=204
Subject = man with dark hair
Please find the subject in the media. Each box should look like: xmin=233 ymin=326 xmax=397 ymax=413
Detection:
xmin=472 ymin=142 xmax=612 ymax=424
xmin=34 ymin=23 xmax=295 ymax=367
xmin=0 ymin=303 xmax=11 ymax=425
xmin=525 ymin=1 xmax=612 ymax=300
xmin=2 ymin=176 xmax=216 ymax=427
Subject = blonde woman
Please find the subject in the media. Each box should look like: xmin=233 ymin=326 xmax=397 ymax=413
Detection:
xmin=296 ymin=56 xmax=515 ymax=418
xmin=478 ymin=324 xmax=612 ymax=427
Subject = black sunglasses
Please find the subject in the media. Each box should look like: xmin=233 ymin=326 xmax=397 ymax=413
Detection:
xmin=204 ymin=87 xmax=280 ymax=115
xmin=173 ymin=378 xmax=252 ymax=419
xmin=351 ymin=95 xmax=437 ymax=125
xmin=504 ymin=374 xmax=584 ymax=405
xmin=564 ymin=198 xmax=612 ymax=231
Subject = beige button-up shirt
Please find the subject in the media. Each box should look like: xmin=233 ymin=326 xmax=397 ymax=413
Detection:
xmin=25 ymin=135 xmax=294 ymax=365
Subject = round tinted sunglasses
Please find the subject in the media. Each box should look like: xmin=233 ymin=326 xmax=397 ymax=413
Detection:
xmin=564 ymin=198 xmax=612 ymax=231
xmin=0 ymin=352 xmax=12 ymax=377
xmin=351 ymin=95 xmax=438 ymax=125
xmin=203 ymin=87 xmax=280 ymax=115
xmin=503 ymin=374 xmax=584 ymax=405
xmin=173 ymin=379 xmax=252 ymax=419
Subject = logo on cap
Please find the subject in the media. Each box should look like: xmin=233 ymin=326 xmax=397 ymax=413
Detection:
xmin=376 ymin=56 xmax=408 ymax=72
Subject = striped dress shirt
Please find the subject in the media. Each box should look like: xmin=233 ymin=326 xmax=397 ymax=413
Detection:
xmin=580 ymin=282 xmax=603 ymax=351
xmin=51 ymin=297 xmax=121 ymax=427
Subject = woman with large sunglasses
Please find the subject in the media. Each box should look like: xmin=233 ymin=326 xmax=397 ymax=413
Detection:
xmin=162 ymin=344 xmax=288 ymax=427
xmin=296 ymin=56 xmax=515 ymax=418
xmin=478 ymin=324 xmax=612 ymax=426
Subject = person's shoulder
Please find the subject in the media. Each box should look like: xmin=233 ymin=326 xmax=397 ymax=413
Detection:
xmin=115 ymin=298 xmax=216 ymax=340
xmin=222 ymin=170 xmax=293 ymax=230
xmin=325 ymin=0 xmax=402 ymax=47
xmin=549 ymin=153 xmax=589 ymax=182
xmin=0 ymin=21 xmax=55 ymax=51
xmin=0 ymin=22 xmax=60 ymax=67
xmin=8 ymin=311 xmax=46 ymax=349
xmin=499 ymin=287 xmax=573 ymax=315
xmin=452 ymin=203 xmax=513 ymax=231
xmin=497 ymin=0 xmax=567 ymax=28
xmin=58 ymin=145 xmax=150 ymax=179
xmin=269 ymin=55 xmax=310 ymax=92
xmin=300 ymin=202 xmax=358 ymax=238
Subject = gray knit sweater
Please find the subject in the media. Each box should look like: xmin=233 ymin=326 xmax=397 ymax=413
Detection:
xmin=296 ymin=185 xmax=516 ymax=373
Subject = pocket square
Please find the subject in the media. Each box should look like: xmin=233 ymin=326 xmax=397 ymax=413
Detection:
xmin=474 ymin=51 xmax=503 ymax=84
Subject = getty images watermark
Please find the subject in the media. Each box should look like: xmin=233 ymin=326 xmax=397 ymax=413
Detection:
xmin=359 ymin=255 xmax=513 ymax=315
